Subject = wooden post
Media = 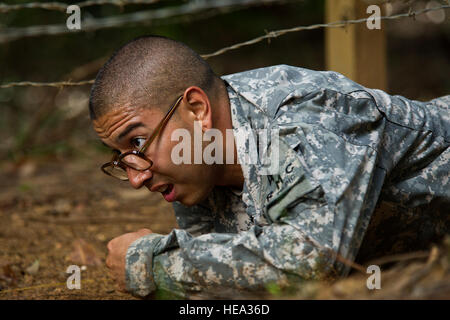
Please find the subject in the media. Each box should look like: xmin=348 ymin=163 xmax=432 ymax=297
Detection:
xmin=325 ymin=0 xmax=387 ymax=91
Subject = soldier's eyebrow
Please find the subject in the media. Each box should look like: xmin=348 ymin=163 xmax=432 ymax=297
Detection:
xmin=116 ymin=122 xmax=146 ymax=143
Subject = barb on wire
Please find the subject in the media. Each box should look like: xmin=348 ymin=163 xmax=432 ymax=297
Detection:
xmin=1 ymin=4 xmax=449 ymax=90
xmin=202 ymin=4 xmax=450 ymax=59
xmin=0 ymin=0 xmax=285 ymax=44
xmin=0 ymin=0 xmax=160 ymax=13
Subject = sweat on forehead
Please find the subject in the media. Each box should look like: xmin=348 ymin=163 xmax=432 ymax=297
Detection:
xmin=89 ymin=35 xmax=218 ymax=120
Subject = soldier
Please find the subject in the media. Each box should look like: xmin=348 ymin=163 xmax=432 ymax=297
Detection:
xmin=89 ymin=35 xmax=449 ymax=298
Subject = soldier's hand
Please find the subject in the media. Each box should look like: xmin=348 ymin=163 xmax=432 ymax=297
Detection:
xmin=106 ymin=228 xmax=152 ymax=292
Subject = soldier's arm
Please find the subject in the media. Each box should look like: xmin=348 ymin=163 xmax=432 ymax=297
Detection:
xmin=125 ymin=191 xmax=339 ymax=298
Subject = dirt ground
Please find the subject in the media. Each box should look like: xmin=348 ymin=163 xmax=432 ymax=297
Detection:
xmin=1 ymin=151 xmax=449 ymax=300
xmin=0 ymin=151 xmax=177 ymax=300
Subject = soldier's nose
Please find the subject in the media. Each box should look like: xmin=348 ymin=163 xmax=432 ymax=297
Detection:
xmin=127 ymin=168 xmax=152 ymax=189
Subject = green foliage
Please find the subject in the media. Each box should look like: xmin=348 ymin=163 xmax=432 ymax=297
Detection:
xmin=265 ymin=281 xmax=282 ymax=296
xmin=18 ymin=182 xmax=33 ymax=192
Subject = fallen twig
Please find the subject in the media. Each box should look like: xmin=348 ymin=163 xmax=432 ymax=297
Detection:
xmin=394 ymin=246 xmax=441 ymax=297
xmin=365 ymin=250 xmax=430 ymax=267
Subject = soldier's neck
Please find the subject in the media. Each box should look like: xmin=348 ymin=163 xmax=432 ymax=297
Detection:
xmin=212 ymin=81 xmax=244 ymax=190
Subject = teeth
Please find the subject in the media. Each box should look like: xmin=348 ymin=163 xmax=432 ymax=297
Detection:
xmin=158 ymin=185 xmax=169 ymax=193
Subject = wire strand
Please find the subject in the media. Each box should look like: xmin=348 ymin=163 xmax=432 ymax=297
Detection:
xmin=0 ymin=0 xmax=160 ymax=13
xmin=0 ymin=0 xmax=287 ymax=44
xmin=202 ymin=4 xmax=450 ymax=59
xmin=1 ymin=4 xmax=448 ymax=89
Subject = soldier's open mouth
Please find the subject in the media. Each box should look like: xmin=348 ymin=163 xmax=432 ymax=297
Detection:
xmin=162 ymin=184 xmax=175 ymax=202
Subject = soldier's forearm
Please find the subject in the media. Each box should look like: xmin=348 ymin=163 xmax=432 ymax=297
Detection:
xmin=125 ymin=223 xmax=335 ymax=298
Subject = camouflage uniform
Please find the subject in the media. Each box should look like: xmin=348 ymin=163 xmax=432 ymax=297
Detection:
xmin=125 ymin=65 xmax=450 ymax=298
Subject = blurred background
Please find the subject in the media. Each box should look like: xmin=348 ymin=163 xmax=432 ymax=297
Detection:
xmin=0 ymin=0 xmax=448 ymax=163
xmin=0 ymin=0 xmax=449 ymax=299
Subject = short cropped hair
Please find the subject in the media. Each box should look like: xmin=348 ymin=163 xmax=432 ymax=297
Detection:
xmin=89 ymin=35 xmax=218 ymax=119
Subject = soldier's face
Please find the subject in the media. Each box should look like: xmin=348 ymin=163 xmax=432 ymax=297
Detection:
xmin=93 ymin=104 xmax=217 ymax=207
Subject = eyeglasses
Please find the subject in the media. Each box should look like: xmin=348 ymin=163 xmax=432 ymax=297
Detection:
xmin=101 ymin=95 xmax=183 ymax=181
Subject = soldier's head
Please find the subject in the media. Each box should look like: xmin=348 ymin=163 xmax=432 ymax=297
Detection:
xmin=90 ymin=35 xmax=235 ymax=206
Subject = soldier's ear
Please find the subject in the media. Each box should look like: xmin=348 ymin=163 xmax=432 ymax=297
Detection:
xmin=182 ymin=86 xmax=212 ymax=131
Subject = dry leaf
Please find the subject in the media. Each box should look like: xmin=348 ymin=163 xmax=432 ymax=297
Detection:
xmin=53 ymin=199 xmax=72 ymax=214
xmin=67 ymin=238 xmax=102 ymax=266
xmin=25 ymin=259 xmax=40 ymax=275
xmin=18 ymin=161 xmax=37 ymax=178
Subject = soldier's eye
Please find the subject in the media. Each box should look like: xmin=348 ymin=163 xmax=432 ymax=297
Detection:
xmin=131 ymin=137 xmax=146 ymax=149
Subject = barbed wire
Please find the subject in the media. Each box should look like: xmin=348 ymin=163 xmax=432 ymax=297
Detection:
xmin=0 ymin=0 xmax=286 ymax=43
xmin=0 ymin=0 xmax=426 ymax=13
xmin=202 ymin=4 xmax=450 ymax=59
xmin=0 ymin=0 xmax=161 ymax=13
xmin=0 ymin=80 xmax=95 ymax=89
xmin=1 ymin=4 xmax=448 ymax=89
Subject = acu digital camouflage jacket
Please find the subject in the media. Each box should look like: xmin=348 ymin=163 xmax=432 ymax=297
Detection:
xmin=125 ymin=65 xmax=450 ymax=298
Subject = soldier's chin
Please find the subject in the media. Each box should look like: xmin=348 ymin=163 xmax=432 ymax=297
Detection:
xmin=179 ymin=186 xmax=212 ymax=207
xmin=178 ymin=194 xmax=201 ymax=207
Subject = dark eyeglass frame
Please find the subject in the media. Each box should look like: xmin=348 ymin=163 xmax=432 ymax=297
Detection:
xmin=101 ymin=95 xmax=184 ymax=181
